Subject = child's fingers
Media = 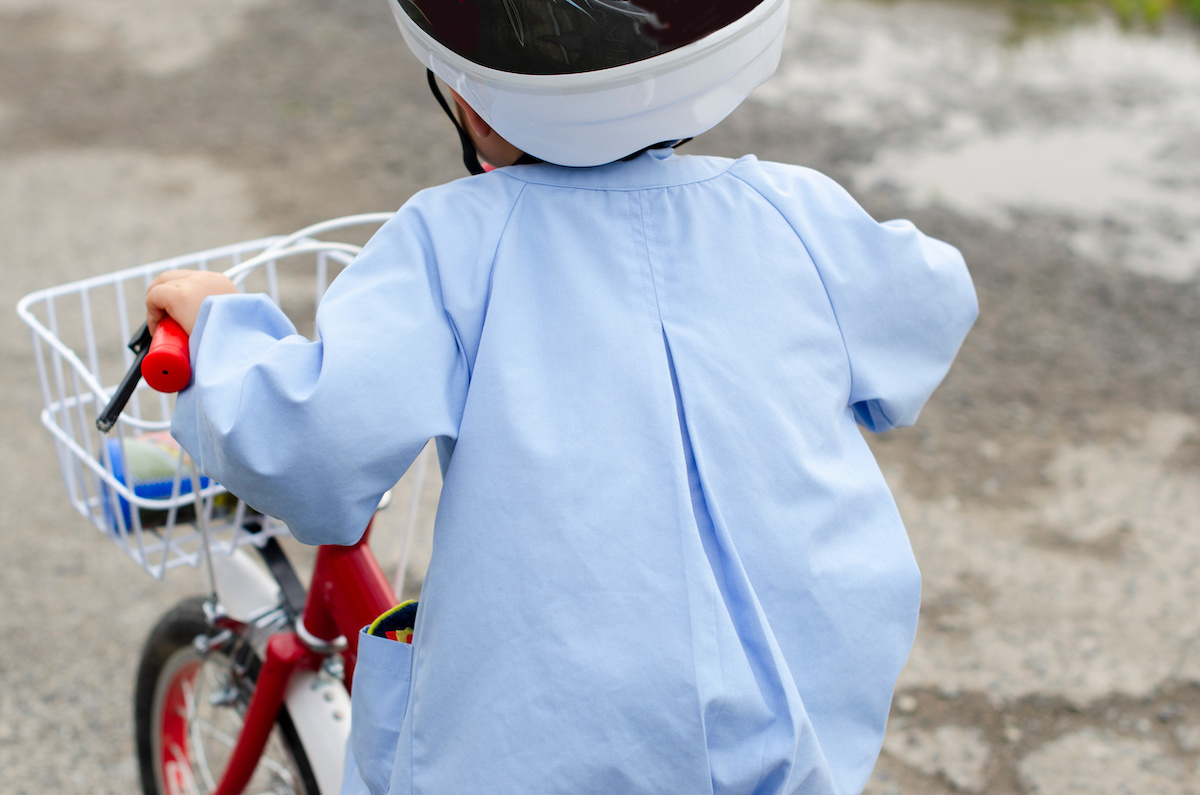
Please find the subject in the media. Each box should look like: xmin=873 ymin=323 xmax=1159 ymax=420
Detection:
xmin=148 ymin=269 xmax=194 ymax=288
xmin=145 ymin=281 xmax=179 ymax=334
xmin=146 ymin=270 xmax=237 ymax=336
xmin=145 ymin=270 xmax=198 ymax=315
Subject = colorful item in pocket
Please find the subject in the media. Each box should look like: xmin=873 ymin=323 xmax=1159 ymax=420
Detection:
xmin=368 ymin=600 xmax=419 ymax=644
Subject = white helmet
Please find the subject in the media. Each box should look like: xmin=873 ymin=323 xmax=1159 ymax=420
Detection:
xmin=390 ymin=0 xmax=790 ymax=168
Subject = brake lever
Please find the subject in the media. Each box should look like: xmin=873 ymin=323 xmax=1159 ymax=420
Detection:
xmin=96 ymin=323 xmax=153 ymax=433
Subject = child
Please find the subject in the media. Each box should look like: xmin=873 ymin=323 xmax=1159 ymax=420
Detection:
xmin=148 ymin=0 xmax=977 ymax=792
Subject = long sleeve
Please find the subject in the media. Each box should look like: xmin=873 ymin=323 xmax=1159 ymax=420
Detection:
xmin=171 ymin=212 xmax=471 ymax=546
xmin=735 ymin=160 xmax=978 ymax=432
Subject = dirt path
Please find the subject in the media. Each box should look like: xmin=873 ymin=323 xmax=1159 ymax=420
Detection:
xmin=2 ymin=0 xmax=1197 ymax=791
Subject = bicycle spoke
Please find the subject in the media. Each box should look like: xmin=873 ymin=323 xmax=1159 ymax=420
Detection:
xmin=192 ymin=716 xmax=240 ymax=750
xmin=182 ymin=658 xmax=302 ymax=795
xmin=164 ymin=755 xmax=202 ymax=795
xmin=182 ymin=673 xmax=221 ymax=792
xmin=255 ymin=746 xmax=299 ymax=784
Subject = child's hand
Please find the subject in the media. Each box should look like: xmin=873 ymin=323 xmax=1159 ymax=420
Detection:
xmin=146 ymin=270 xmax=238 ymax=336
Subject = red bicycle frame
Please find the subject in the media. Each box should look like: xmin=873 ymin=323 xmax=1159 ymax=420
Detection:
xmin=210 ymin=519 xmax=396 ymax=795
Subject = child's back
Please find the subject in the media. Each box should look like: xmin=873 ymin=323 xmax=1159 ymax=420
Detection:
xmin=172 ymin=149 xmax=976 ymax=793
xmin=145 ymin=1 xmax=979 ymax=791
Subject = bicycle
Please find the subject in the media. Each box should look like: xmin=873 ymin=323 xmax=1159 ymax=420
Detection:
xmin=17 ymin=214 xmax=432 ymax=795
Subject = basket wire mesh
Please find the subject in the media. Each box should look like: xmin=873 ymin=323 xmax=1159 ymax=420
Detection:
xmin=17 ymin=215 xmax=392 ymax=579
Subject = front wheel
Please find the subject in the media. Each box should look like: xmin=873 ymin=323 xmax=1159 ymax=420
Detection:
xmin=134 ymin=596 xmax=321 ymax=795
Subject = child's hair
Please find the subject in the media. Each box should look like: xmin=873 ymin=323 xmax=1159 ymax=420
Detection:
xmin=390 ymin=0 xmax=791 ymax=167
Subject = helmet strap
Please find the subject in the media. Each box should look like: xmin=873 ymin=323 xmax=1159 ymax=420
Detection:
xmin=426 ymin=70 xmax=486 ymax=176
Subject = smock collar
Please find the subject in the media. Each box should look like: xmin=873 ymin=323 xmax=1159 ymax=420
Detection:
xmin=496 ymin=149 xmax=742 ymax=192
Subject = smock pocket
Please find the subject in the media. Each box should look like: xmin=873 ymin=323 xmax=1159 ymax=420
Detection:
xmin=349 ymin=604 xmax=417 ymax=795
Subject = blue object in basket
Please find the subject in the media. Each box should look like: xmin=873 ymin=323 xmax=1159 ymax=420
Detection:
xmin=102 ymin=432 xmax=210 ymax=533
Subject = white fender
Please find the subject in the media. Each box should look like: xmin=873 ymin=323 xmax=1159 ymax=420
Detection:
xmin=286 ymin=669 xmax=351 ymax=795
xmin=211 ymin=549 xmax=351 ymax=793
xmin=210 ymin=548 xmax=281 ymax=623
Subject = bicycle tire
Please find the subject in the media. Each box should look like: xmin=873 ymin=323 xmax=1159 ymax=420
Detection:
xmin=134 ymin=596 xmax=322 ymax=795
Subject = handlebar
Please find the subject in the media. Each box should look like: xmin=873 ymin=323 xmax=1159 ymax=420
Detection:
xmin=143 ymin=318 xmax=192 ymax=392
xmin=96 ymin=320 xmax=191 ymax=433
xmin=89 ymin=211 xmax=395 ymax=435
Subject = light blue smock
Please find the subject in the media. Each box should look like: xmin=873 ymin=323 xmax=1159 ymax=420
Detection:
xmin=172 ymin=150 xmax=977 ymax=795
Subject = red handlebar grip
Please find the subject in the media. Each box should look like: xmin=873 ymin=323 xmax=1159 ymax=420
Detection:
xmin=142 ymin=317 xmax=192 ymax=393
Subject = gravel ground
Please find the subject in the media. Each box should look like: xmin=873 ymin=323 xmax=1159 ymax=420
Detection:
xmin=2 ymin=0 xmax=1199 ymax=792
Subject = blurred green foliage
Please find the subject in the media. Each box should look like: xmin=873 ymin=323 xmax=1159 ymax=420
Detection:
xmin=867 ymin=0 xmax=1200 ymax=36
xmin=1108 ymin=0 xmax=1200 ymax=24
xmin=995 ymin=0 xmax=1200 ymax=38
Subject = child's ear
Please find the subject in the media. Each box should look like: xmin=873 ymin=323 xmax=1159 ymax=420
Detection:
xmin=449 ymin=90 xmax=496 ymax=140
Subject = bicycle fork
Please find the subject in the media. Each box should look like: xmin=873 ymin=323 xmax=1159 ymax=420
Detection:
xmin=212 ymin=633 xmax=323 ymax=795
xmin=206 ymin=521 xmax=397 ymax=795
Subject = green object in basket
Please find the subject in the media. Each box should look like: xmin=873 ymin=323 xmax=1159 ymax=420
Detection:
xmin=103 ymin=431 xmax=214 ymax=531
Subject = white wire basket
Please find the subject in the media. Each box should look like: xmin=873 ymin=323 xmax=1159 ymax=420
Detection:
xmin=17 ymin=214 xmax=393 ymax=579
